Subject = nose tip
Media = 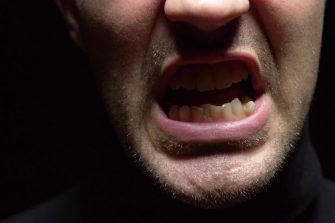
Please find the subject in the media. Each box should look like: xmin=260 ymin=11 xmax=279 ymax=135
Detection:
xmin=164 ymin=0 xmax=250 ymax=32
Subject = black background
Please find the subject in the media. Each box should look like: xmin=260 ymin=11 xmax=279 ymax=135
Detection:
xmin=2 ymin=0 xmax=335 ymax=219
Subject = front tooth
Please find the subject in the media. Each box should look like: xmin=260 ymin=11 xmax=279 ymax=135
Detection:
xmin=169 ymin=105 xmax=179 ymax=120
xmin=180 ymin=70 xmax=196 ymax=90
xmin=196 ymin=70 xmax=215 ymax=92
xmin=221 ymin=103 xmax=234 ymax=121
xmin=179 ymin=105 xmax=191 ymax=122
xmin=231 ymin=98 xmax=245 ymax=119
xmin=201 ymin=104 xmax=212 ymax=120
xmin=244 ymin=101 xmax=256 ymax=116
xmin=191 ymin=106 xmax=204 ymax=122
xmin=209 ymin=105 xmax=222 ymax=121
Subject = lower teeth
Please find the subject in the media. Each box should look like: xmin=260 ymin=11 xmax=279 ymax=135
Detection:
xmin=168 ymin=98 xmax=255 ymax=123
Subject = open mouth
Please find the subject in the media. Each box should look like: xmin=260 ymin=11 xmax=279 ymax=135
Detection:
xmin=151 ymin=55 xmax=269 ymax=146
xmin=160 ymin=61 xmax=259 ymax=123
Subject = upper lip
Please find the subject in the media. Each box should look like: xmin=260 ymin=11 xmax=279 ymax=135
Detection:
xmin=156 ymin=50 xmax=266 ymax=102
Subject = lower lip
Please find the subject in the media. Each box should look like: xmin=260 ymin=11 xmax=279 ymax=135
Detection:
xmin=152 ymin=94 xmax=270 ymax=144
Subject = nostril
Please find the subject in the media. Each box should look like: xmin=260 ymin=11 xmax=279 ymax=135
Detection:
xmin=164 ymin=0 xmax=250 ymax=32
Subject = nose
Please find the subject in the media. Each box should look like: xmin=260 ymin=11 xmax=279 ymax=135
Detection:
xmin=164 ymin=0 xmax=250 ymax=32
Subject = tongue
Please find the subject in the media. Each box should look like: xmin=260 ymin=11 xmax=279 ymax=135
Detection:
xmin=164 ymin=81 xmax=253 ymax=107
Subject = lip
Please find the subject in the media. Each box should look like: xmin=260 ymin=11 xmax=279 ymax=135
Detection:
xmin=151 ymin=51 xmax=270 ymax=145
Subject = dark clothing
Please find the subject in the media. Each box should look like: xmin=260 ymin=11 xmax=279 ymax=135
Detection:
xmin=2 ymin=126 xmax=335 ymax=223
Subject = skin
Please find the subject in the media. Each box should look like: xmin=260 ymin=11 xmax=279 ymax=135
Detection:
xmin=56 ymin=0 xmax=325 ymax=207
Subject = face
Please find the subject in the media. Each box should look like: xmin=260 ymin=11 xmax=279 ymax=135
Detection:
xmin=57 ymin=0 xmax=325 ymax=207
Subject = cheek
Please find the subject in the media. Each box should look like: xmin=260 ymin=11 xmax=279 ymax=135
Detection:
xmin=253 ymin=0 xmax=324 ymax=77
xmin=78 ymin=0 xmax=163 ymax=62
xmin=253 ymin=0 xmax=324 ymax=45
xmin=93 ymin=1 xmax=159 ymax=36
xmin=252 ymin=0 xmax=325 ymax=114
xmin=77 ymin=0 xmax=165 ymax=126
xmin=253 ymin=0 xmax=324 ymax=50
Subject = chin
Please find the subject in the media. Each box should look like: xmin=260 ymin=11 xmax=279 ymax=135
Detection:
xmin=136 ymin=127 xmax=293 ymax=208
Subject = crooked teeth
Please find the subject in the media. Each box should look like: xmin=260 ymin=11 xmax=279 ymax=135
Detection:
xmin=231 ymin=98 xmax=246 ymax=119
xmin=209 ymin=105 xmax=222 ymax=121
xmin=169 ymin=62 xmax=249 ymax=91
xmin=244 ymin=101 xmax=256 ymax=116
xmin=168 ymin=98 xmax=256 ymax=122
xmin=221 ymin=102 xmax=233 ymax=121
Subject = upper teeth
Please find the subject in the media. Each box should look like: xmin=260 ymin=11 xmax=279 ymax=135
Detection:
xmin=169 ymin=61 xmax=248 ymax=92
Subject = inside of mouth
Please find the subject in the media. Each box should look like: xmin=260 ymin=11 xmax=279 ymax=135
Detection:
xmin=160 ymin=62 xmax=258 ymax=123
